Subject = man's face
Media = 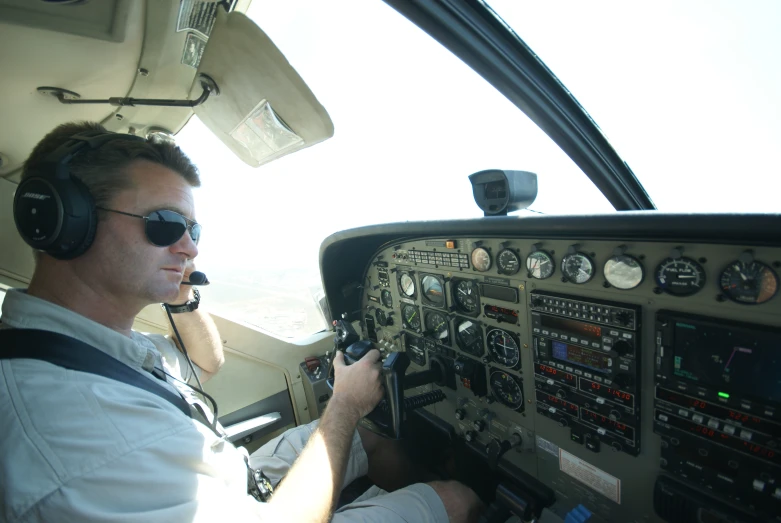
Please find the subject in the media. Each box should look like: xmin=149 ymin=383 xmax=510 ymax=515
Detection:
xmin=79 ymin=160 xmax=199 ymax=307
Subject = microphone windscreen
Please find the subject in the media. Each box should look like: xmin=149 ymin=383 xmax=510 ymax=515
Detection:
xmin=188 ymin=271 xmax=208 ymax=285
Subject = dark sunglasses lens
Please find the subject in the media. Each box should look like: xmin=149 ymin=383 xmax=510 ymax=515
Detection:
xmin=190 ymin=223 xmax=201 ymax=244
xmin=145 ymin=210 xmax=187 ymax=246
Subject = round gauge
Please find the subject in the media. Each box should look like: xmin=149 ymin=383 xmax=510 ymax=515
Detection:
xmin=399 ymin=272 xmax=416 ymax=297
xmin=405 ymin=335 xmax=426 ymax=367
xmin=526 ymin=251 xmax=555 ymax=280
xmin=604 ymin=255 xmax=644 ymax=290
xmin=561 ymin=252 xmax=595 ymax=284
xmin=424 ymin=310 xmax=450 ymax=342
xmin=453 ymin=279 xmax=479 ymax=314
xmin=655 ymin=257 xmax=706 ymax=297
xmin=489 ymin=370 xmax=524 ymax=410
xmin=720 ymin=261 xmax=779 ymax=305
xmin=381 ymin=289 xmax=393 ymax=308
xmin=486 ymin=328 xmax=520 ymax=368
xmin=471 ymin=247 xmax=492 ymax=272
xmin=375 ymin=308 xmax=388 ymax=326
xmin=402 ymin=304 xmax=421 ymax=331
xmin=497 ymin=249 xmax=521 ymax=275
xmin=455 ymin=319 xmax=484 ymax=357
xmin=421 ymin=275 xmax=445 ymax=307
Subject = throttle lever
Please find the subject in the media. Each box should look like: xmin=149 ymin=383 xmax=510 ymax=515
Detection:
xmin=382 ymin=351 xmax=410 ymax=439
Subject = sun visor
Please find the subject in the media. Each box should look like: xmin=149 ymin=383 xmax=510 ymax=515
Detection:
xmin=191 ymin=9 xmax=334 ymax=167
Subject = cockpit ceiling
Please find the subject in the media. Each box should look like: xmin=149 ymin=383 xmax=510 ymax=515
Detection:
xmin=0 ymin=0 xmax=253 ymax=181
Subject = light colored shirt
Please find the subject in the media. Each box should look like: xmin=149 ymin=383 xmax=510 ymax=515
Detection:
xmin=0 ymin=289 xmax=265 ymax=522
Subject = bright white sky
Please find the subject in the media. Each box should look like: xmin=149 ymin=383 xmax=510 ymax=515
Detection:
xmin=175 ymin=0 xmax=781 ymax=337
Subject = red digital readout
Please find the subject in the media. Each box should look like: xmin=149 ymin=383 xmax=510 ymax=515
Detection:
xmin=539 ymin=363 xmax=557 ymax=375
xmin=486 ymin=305 xmax=518 ymax=317
xmin=590 ymin=382 xmax=632 ymax=401
xmin=545 ymin=394 xmax=579 ymax=413
xmin=579 ymin=378 xmax=634 ymax=407
xmin=728 ymin=410 xmax=762 ymax=425
xmin=582 ymin=408 xmax=635 ymax=439
xmin=656 ymin=388 xmax=773 ymax=433
xmin=744 ymin=442 xmax=776 ymax=459
xmin=537 ymin=364 xmax=576 ymax=383
xmin=541 ymin=315 xmax=602 ymax=338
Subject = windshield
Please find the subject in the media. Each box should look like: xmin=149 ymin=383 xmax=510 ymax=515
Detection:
xmin=489 ymin=0 xmax=781 ymax=212
xmin=176 ymin=0 xmax=612 ymax=339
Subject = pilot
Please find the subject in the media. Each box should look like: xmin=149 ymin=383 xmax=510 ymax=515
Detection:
xmin=0 ymin=121 xmax=483 ymax=522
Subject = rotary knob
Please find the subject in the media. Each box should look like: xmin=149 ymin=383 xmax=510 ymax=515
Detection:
xmin=465 ymin=431 xmax=477 ymax=443
xmin=557 ymin=417 xmax=568 ymax=428
xmin=455 ymin=409 xmax=466 ymax=421
xmin=473 ymin=420 xmax=486 ymax=432
xmin=613 ymin=340 xmax=632 ymax=357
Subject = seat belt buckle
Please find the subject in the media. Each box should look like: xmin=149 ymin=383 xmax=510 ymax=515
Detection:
xmin=245 ymin=457 xmax=274 ymax=502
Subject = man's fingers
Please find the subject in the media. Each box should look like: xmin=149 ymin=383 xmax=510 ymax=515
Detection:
xmin=333 ymin=350 xmax=345 ymax=368
xmin=361 ymin=349 xmax=382 ymax=365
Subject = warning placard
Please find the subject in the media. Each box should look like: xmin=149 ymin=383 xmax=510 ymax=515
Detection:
xmin=559 ymin=449 xmax=621 ymax=504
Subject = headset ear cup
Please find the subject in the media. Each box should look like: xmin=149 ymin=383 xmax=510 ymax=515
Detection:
xmin=53 ymin=176 xmax=98 ymax=260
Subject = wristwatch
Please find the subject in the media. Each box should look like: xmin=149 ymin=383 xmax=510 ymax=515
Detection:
xmin=166 ymin=288 xmax=200 ymax=314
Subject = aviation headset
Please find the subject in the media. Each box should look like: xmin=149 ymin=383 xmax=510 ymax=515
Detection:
xmin=13 ymin=131 xmax=146 ymax=260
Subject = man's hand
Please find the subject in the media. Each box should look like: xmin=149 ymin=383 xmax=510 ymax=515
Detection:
xmin=268 ymin=348 xmax=385 ymax=522
xmin=331 ymin=349 xmax=384 ymax=420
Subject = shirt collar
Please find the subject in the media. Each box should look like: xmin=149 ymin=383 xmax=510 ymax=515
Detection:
xmin=1 ymin=288 xmax=154 ymax=371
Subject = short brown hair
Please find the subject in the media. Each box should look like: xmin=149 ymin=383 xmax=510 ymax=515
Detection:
xmin=22 ymin=121 xmax=201 ymax=210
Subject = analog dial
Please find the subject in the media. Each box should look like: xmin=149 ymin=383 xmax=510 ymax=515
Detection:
xmin=399 ymin=272 xmax=416 ymax=297
xmin=486 ymin=328 xmax=520 ymax=368
xmin=471 ymin=247 xmax=492 ymax=272
xmin=424 ymin=310 xmax=450 ymax=342
xmin=526 ymin=251 xmax=555 ymax=280
xmin=375 ymin=308 xmax=388 ymax=326
xmin=604 ymin=255 xmax=644 ymax=290
xmin=402 ymin=304 xmax=421 ymax=330
xmin=455 ymin=319 xmax=484 ymax=357
xmin=561 ymin=253 xmax=595 ymax=284
xmin=720 ymin=260 xmax=778 ymax=305
xmin=421 ymin=274 xmax=445 ymax=307
xmin=453 ymin=279 xmax=479 ymax=314
xmin=497 ymin=249 xmax=521 ymax=275
xmin=381 ymin=289 xmax=393 ymax=308
xmin=489 ymin=370 xmax=524 ymax=410
xmin=655 ymin=257 xmax=706 ymax=297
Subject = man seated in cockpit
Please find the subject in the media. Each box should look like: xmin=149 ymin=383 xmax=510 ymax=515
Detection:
xmin=0 ymin=121 xmax=483 ymax=522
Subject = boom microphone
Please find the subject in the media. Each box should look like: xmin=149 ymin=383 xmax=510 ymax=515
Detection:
xmin=182 ymin=271 xmax=210 ymax=286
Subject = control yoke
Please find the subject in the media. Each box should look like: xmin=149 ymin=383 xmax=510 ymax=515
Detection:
xmin=327 ymin=320 xmax=446 ymax=438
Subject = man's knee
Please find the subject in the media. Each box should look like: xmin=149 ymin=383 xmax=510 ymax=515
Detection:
xmin=427 ymin=480 xmax=483 ymax=523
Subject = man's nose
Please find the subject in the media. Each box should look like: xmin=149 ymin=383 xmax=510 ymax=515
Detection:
xmin=171 ymin=229 xmax=198 ymax=259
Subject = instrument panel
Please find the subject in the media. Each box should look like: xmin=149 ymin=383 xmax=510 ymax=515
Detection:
xmin=357 ymin=235 xmax=781 ymax=522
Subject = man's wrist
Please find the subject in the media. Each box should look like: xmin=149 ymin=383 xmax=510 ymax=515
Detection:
xmin=326 ymin=394 xmax=362 ymax=425
xmin=165 ymin=288 xmax=200 ymax=313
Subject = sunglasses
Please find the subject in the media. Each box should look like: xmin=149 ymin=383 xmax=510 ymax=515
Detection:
xmin=97 ymin=207 xmax=201 ymax=247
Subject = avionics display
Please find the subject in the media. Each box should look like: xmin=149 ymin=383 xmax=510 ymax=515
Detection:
xmin=552 ymin=341 xmax=610 ymax=373
xmin=580 ymin=378 xmax=634 ymax=408
xmin=655 ymin=410 xmax=780 ymax=466
xmin=669 ymin=318 xmax=781 ymax=404
xmin=581 ymin=408 xmax=635 ymax=440
xmin=541 ymin=315 xmax=602 ymax=338
xmin=537 ymin=363 xmax=577 ymax=386
xmin=656 ymin=388 xmax=778 ymax=435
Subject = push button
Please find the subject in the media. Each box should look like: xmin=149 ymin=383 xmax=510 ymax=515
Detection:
xmin=585 ymin=436 xmax=600 ymax=453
